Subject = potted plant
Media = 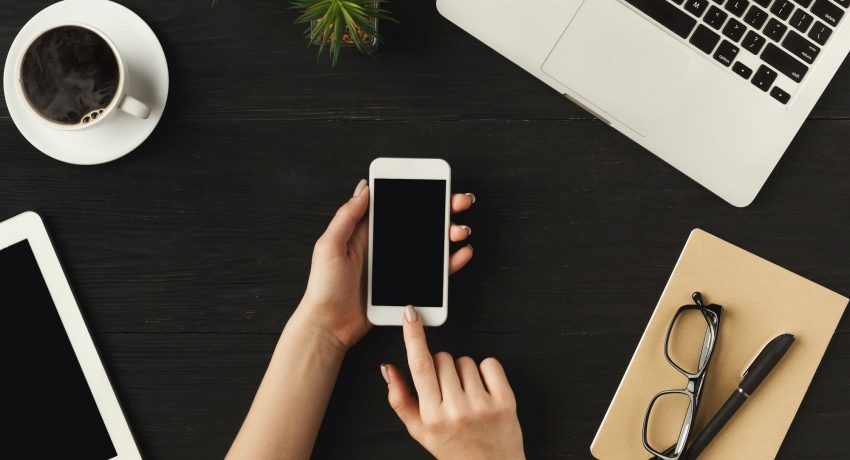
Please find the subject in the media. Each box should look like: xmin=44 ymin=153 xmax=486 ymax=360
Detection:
xmin=290 ymin=0 xmax=397 ymax=66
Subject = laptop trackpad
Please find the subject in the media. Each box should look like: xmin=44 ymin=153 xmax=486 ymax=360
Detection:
xmin=542 ymin=0 xmax=692 ymax=136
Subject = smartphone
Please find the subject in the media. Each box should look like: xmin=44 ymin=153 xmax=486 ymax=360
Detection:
xmin=367 ymin=158 xmax=451 ymax=326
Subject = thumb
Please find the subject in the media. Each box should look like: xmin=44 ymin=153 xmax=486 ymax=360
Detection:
xmin=382 ymin=363 xmax=422 ymax=436
xmin=322 ymin=180 xmax=369 ymax=244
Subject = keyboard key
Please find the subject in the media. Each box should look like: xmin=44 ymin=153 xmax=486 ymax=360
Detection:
xmin=808 ymin=21 xmax=833 ymax=44
xmin=752 ymin=65 xmax=778 ymax=90
xmin=714 ymin=40 xmax=740 ymax=65
xmin=811 ymin=0 xmax=844 ymax=26
xmin=686 ymin=0 xmax=711 ymax=16
xmin=834 ymin=0 xmax=849 ymax=7
xmin=753 ymin=0 xmax=772 ymax=7
xmin=770 ymin=0 xmax=795 ymax=19
xmin=792 ymin=0 xmax=813 ymax=7
xmin=765 ymin=18 xmax=788 ymax=41
xmin=723 ymin=18 xmax=747 ymax=40
xmin=782 ymin=30 xmax=820 ymax=63
xmin=762 ymin=43 xmax=809 ymax=81
xmin=706 ymin=5 xmax=730 ymax=27
xmin=745 ymin=6 xmax=769 ymax=27
xmin=623 ymin=0 xmax=698 ymax=38
xmin=725 ymin=0 xmax=751 ymax=15
xmin=690 ymin=24 xmax=722 ymax=53
xmin=742 ymin=30 xmax=767 ymax=52
xmin=733 ymin=61 xmax=754 ymax=77
xmin=790 ymin=10 xmax=815 ymax=31
xmin=770 ymin=86 xmax=791 ymax=103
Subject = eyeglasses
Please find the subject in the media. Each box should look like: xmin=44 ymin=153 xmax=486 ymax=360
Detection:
xmin=642 ymin=292 xmax=723 ymax=460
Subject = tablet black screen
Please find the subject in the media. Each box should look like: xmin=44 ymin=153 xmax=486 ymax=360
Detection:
xmin=1 ymin=241 xmax=117 ymax=458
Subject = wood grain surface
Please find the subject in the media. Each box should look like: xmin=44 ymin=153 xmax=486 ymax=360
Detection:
xmin=1 ymin=1 xmax=848 ymax=458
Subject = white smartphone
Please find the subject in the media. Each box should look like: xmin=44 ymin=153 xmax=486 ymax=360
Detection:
xmin=367 ymin=158 xmax=451 ymax=326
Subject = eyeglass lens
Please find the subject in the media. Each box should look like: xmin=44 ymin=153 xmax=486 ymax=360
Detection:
xmin=667 ymin=308 xmax=714 ymax=375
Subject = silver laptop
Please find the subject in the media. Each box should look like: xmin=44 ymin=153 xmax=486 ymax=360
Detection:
xmin=438 ymin=0 xmax=849 ymax=206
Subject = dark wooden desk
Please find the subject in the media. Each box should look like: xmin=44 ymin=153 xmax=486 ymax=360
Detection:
xmin=1 ymin=1 xmax=848 ymax=458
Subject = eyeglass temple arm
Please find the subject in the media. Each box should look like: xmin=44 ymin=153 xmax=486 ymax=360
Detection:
xmin=692 ymin=292 xmax=704 ymax=306
xmin=695 ymin=292 xmax=717 ymax=372
xmin=696 ymin=324 xmax=715 ymax=370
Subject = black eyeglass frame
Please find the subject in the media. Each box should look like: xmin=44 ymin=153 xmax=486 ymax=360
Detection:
xmin=642 ymin=292 xmax=723 ymax=460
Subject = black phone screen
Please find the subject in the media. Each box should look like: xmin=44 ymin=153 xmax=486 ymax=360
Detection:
xmin=371 ymin=179 xmax=447 ymax=307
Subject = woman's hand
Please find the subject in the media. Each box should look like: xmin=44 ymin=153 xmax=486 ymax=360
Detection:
xmin=381 ymin=306 xmax=525 ymax=460
xmin=229 ymin=183 xmax=478 ymax=460
xmin=295 ymin=179 xmax=477 ymax=350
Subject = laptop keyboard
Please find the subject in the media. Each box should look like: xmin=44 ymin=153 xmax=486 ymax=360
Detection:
xmin=624 ymin=0 xmax=845 ymax=104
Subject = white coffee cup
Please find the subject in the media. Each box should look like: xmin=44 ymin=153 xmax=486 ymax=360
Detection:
xmin=15 ymin=22 xmax=150 ymax=131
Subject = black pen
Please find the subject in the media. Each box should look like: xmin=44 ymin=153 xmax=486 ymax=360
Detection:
xmin=682 ymin=333 xmax=795 ymax=458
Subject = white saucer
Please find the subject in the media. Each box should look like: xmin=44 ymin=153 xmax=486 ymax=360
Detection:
xmin=3 ymin=0 xmax=169 ymax=165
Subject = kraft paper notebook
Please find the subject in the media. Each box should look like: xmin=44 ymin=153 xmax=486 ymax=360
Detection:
xmin=590 ymin=229 xmax=848 ymax=459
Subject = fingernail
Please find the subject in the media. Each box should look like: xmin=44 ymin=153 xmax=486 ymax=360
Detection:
xmin=353 ymin=179 xmax=367 ymax=197
xmin=465 ymin=193 xmax=476 ymax=204
xmin=380 ymin=364 xmax=390 ymax=384
xmin=459 ymin=225 xmax=472 ymax=236
xmin=405 ymin=305 xmax=418 ymax=323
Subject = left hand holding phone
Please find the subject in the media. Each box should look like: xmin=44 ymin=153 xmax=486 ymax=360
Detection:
xmin=294 ymin=179 xmax=477 ymax=351
xmin=381 ymin=305 xmax=526 ymax=460
xmin=228 ymin=180 xmax=478 ymax=460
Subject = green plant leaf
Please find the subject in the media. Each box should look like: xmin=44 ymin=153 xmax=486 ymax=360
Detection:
xmin=290 ymin=0 xmax=396 ymax=66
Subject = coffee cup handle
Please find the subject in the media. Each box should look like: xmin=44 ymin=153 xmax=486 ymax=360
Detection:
xmin=118 ymin=95 xmax=151 ymax=119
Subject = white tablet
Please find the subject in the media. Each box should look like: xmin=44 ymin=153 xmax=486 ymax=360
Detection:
xmin=0 ymin=211 xmax=141 ymax=459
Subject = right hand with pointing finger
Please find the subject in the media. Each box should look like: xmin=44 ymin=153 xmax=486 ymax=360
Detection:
xmin=380 ymin=305 xmax=525 ymax=460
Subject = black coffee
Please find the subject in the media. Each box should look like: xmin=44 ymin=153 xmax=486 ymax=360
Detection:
xmin=20 ymin=26 xmax=119 ymax=125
